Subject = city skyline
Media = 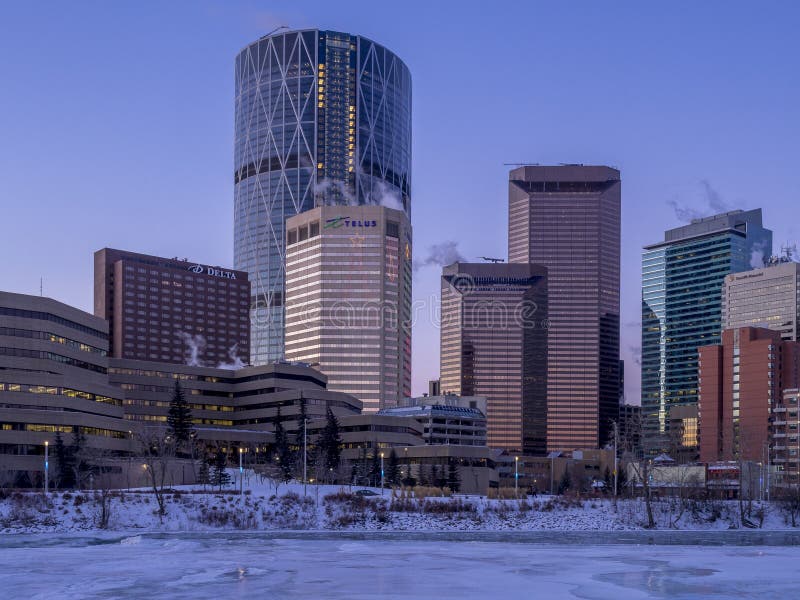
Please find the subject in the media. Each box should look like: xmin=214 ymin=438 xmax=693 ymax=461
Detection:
xmin=1 ymin=1 xmax=799 ymax=404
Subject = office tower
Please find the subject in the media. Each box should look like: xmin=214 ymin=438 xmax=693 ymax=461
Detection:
xmin=94 ymin=249 xmax=250 ymax=367
xmin=283 ymin=206 xmax=412 ymax=412
xmin=508 ymin=165 xmax=621 ymax=451
xmin=234 ymin=29 xmax=412 ymax=365
xmin=699 ymin=327 xmax=800 ymax=463
xmin=642 ymin=210 xmax=772 ymax=454
xmin=723 ymin=260 xmax=800 ymax=341
xmin=439 ymin=262 xmax=548 ymax=454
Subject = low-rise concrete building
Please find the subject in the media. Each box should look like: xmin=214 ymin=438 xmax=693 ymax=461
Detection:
xmin=0 ymin=292 xmax=132 ymax=487
xmin=379 ymin=395 xmax=487 ymax=446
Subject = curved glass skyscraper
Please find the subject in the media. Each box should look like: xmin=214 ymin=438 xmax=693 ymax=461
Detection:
xmin=234 ymin=29 xmax=412 ymax=364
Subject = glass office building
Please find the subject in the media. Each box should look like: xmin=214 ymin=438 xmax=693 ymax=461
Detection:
xmin=234 ymin=29 xmax=412 ymax=364
xmin=641 ymin=209 xmax=772 ymax=453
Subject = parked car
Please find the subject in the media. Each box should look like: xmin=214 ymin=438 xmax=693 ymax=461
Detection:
xmin=355 ymin=489 xmax=379 ymax=497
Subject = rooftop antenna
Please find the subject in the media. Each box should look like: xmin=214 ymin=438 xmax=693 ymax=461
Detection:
xmin=479 ymin=257 xmax=505 ymax=263
xmin=782 ymin=243 xmax=797 ymax=261
xmin=40 ymin=277 xmax=43 ymax=297
xmin=262 ymin=25 xmax=289 ymax=39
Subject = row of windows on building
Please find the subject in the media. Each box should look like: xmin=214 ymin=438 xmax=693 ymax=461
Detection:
xmin=123 ymin=266 xmax=245 ymax=284
xmin=0 ymin=307 xmax=107 ymax=340
xmin=123 ymin=280 xmax=247 ymax=295
xmin=0 ymin=423 xmax=127 ymax=438
xmin=0 ymin=382 xmax=121 ymax=406
xmin=0 ymin=327 xmax=107 ymax=355
xmin=0 ymin=347 xmax=106 ymax=373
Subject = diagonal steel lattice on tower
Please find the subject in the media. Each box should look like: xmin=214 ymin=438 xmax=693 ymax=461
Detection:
xmin=234 ymin=29 xmax=412 ymax=365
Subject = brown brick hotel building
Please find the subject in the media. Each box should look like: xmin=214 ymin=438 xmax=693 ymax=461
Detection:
xmin=94 ymin=249 xmax=250 ymax=367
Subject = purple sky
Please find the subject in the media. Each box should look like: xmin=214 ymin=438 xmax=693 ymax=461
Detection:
xmin=1 ymin=1 xmax=798 ymax=404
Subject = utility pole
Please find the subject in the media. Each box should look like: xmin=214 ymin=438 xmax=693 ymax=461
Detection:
xmin=303 ymin=418 xmax=308 ymax=497
xmin=613 ymin=422 xmax=619 ymax=498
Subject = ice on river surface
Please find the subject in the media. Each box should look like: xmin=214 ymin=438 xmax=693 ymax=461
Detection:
xmin=1 ymin=533 xmax=798 ymax=599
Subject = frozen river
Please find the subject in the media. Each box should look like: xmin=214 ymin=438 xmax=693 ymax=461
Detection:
xmin=2 ymin=531 xmax=799 ymax=599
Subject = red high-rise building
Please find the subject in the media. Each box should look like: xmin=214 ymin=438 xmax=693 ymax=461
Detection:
xmin=699 ymin=327 xmax=800 ymax=463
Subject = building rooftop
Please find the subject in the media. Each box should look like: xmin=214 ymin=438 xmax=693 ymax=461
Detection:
xmin=645 ymin=209 xmax=763 ymax=249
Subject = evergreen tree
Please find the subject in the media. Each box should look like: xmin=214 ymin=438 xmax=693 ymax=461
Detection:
xmin=167 ymin=380 xmax=194 ymax=448
xmin=273 ymin=407 xmax=293 ymax=483
xmin=432 ymin=464 xmax=442 ymax=488
xmin=212 ymin=449 xmax=231 ymax=490
xmin=53 ymin=431 xmax=74 ymax=488
xmin=198 ymin=458 xmax=211 ymax=488
xmin=603 ymin=466 xmax=613 ymax=494
xmin=320 ymin=408 xmax=342 ymax=476
xmin=357 ymin=446 xmax=370 ymax=485
xmin=70 ymin=427 xmax=89 ymax=488
xmin=370 ymin=447 xmax=380 ymax=486
xmin=617 ymin=462 xmax=628 ymax=494
xmin=558 ymin=469 xmax=572 ymax=495
xmin=386 ymin=449 xmax=399 ymax=485
xmin=447 ymin=460 xmax=461 ymax=493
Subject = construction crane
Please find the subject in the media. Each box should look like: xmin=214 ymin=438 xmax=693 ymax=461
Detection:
xmin=479 ymin=257 xmax=505 ymax=263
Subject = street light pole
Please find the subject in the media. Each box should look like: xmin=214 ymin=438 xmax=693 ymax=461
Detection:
xmin=44 ymin=441 xmax=49 ymax=496
xmin=239 ymin=448 xmax=244 ymax=495
xmin=380 ymin=452 xmax=385 ymax=495
xmin=514 ymin=456 xmax=519 ymax=495
xmin=614 ymin=423 xmax=619 ymax=498
xmin=303 ymin=418 xmax=308 ymax=497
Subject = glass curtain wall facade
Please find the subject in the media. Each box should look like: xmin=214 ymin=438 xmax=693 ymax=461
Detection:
xmin=439 ymin=263 xmax=548 ymax=454
xmin=508 ymin=165 xmax=621 ymax=452
xmin=641 ymin=209 xmax=772 ymax=453
xmin=234 ymin=30 xmax=412 ymax=364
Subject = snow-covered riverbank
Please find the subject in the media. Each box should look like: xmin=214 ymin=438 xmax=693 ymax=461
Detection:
xmin=1 ymin=479 xmax=797 ymax=534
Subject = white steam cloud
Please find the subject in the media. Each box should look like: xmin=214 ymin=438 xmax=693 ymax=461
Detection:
xmin=414 ymin=241 xmax=466 ymax=272
xmin=177 ymin=332 xmax=206 ymax=367
xmin=750 ymin=242 xmax=767 ymax=269
xmin=314 ymin=178 xmax=406 ymax=212
xmin=666 ymin=180 xmax=733 ymax=223
xmin=217 ymin=344 xmax=246 ymax=370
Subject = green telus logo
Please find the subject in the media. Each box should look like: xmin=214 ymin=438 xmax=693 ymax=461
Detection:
xmin=324 ymin=216 xmax=346 ymax=229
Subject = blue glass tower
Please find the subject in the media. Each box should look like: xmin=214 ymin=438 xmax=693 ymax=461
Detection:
xmin=641 ymin=209 xmax=772 ymax=453
xmin=234 ymin=30 xmax=412 ymax=364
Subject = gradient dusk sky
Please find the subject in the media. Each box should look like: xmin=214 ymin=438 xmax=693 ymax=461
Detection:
xmin=1 ymin=1 xmax=798 ymax=404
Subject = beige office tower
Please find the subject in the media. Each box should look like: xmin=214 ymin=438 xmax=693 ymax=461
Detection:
xmin=284 ymin=206 xmax=412 ymax=412
xmin=723 ymin=260 xmax=800 ymax=341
